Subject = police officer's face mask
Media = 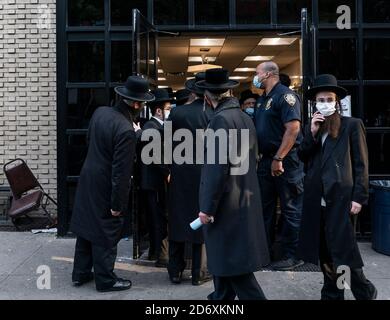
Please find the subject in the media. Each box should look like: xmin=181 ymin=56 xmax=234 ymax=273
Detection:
xmin=315 ymin=101 xmax=337 ymax=117
xmin=253 ymin=73 xmax=269 ymax=89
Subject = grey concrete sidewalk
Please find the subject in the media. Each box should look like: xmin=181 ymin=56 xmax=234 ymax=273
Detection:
xmin=0 ymin=232 xmax=389 ymax=300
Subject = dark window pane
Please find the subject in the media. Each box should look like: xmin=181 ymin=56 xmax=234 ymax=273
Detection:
xmin=154 ymin=0 xmax=188 ymax=25
xmin=67 ymin=134 xmax=88 ymax=176
xmin=68 ymin=0 xmax=104 ymax=26
xmin=363 ymin=86 xmax=390 ymax=127
xmin=318 ymin=38 xmax=357 ymax=80
xmin=318 ymin=0 xmax=355 ymax=24
xmin=68 ymin=42 xmax=105 ymax=82
xmin=236 ymin=0 xmax=270 ymax=24
xmin=111 ymin=0 xmax=148 ymax=26
xmin=139 ymin=29 xmax=148 ymax=76
xmin=67 ymin=88 xmax=107 ymax=129
xmin=367 ymin=131 xmax=390 ymax=175
xmin=195 ymin=0 xmax=229 ymax=25
xmin=277 ymin=0 xmax=311 ymax=24
xmin=111 ymin=41 xmax=132 ymax=82
xmin=149 ymin=32 xmax=157 ymax=80
xmin=364 ymin=39 xmax=390 ymax=80
xmin=363 ymin=0 xmax=390 ymax=23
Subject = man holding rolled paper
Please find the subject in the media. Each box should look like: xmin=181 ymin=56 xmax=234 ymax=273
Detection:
xmin=194 ymin=68 xmax=270 ymax=300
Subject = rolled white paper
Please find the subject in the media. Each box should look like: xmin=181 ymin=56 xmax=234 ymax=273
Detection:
xmin=190 ymin=217 xmax=203 ymax=230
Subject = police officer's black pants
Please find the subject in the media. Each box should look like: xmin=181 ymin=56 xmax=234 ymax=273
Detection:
xmin=257 ymin=154 xmax=303 ymax=259
xmin=319 ymin=208 xmax=376 ymax=300
xmin=168 ymin=241 xmax=202 ymax=278
xmin=207 ymin=273 xmax=267 ymax=300
xmin=72 ymin=236 xmax=118 ymax=290
xmin=145 ymin=189 xmax=168 ymax=260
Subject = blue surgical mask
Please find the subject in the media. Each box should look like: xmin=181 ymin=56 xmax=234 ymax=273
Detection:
xmin=244 ymin=107 xmax=255 ymax=117
xmin=253 ymin=74 xmax=267 ymax=89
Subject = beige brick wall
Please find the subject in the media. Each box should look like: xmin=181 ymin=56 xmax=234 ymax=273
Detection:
xmin=0 ymin=0 xmax=57 ymax=215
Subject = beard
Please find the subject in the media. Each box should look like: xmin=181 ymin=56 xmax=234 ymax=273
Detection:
xmin=320 ymin=111 xmax=341 ymax=139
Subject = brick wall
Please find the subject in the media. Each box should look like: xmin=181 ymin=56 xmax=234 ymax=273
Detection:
xmin=0 ymin=0 xmax=57 ymax=216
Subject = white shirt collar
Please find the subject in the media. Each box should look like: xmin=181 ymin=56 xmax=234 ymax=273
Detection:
xmin=152 ymin=116 xmax=164 ymax=126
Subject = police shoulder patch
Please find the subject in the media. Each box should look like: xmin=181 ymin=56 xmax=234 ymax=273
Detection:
xmin=284 ymin=93 xmax=296 ymax=107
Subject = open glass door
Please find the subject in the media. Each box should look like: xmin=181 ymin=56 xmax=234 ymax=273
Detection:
xmin=301 ymin=7 xmax=318 ymax=125
xmin=131 ymin=9 xmax=158 ymax=259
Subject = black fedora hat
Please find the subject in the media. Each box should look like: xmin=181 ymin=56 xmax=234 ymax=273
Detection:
xmin=175 ymin=89 xmax=191 ymax=105
xmin=149 ymin=88 xmax=174 ymax=105
xmin=185 ymin=72 xmax=206 ymax=95
xmin=115 ymin=75 xmax=155 ymax=102
xmin=195 ymin=68 xmax=239 ymax=92
xmin=307 ymin=74 xmax=348 ymax=100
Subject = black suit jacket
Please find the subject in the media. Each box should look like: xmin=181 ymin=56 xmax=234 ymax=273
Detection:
xmin=139 ymin=117 xmax=169 ymax=191
xmin=297 ymin=116 xmax=368 ymax=268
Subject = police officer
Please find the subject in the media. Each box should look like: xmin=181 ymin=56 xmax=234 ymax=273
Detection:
xmin=253 ymin=61 xmax=304 ymax=271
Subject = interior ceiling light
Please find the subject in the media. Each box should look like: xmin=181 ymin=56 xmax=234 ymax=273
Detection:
xmin=158 ymin=69 xmax=164 ymax=74
xmin=189 ymin=56 xmax=217 ymax=62
xmin=158 ymin=77 xmax=166 ymax=81
xmin=244 ymin=56 xmax=274 ymax=61
xmin=230 ymin=76 xmax=248 ymax=80
xmin=187 ymin=64 xmax=222 ymax=73
xmin=234 ymin=68 xmax=257 ymax=72
xmin=190 ymin=38 xmax=225 ymax=47
xmin=158 ymin=85 xmax=168 ymax=89
xmin=258 ymin=38 xmax=298 ymax=46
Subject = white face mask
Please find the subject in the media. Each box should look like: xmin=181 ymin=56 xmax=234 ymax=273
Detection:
xmin=164 ymin=110 xmax=171 ymax=120
xmin=316 ymin=101 xmax=337 ymax=117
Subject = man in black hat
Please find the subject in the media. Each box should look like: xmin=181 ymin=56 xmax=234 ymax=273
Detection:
xmin=239 ymin=89 xmax=259 ymax=118
xmin=139 ymin=88 xmax=172 ymax=267
xmin=297 ymin=74 xmax=377 ymax=300
xmin=253 ymin=61 xmax=304 ymax=271
xmin=174 ymin=88 xmax=191 ymax=106
xmin=70 ymin=75 xmax=154 ymax=292
xmin=166 ymin=72 xmax=212 ymax=285
xmin=196 ymin=68 xmax=270 ymax=300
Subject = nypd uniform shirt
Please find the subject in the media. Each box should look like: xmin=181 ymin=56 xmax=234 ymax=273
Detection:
xmin=254 ymin=82 xmax=303 ymax=156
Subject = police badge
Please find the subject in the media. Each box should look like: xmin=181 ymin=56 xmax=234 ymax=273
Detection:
xmin=284 ymin=94 xmax=296 ymax=107
xmin=265 ymin=98 xmax=273 ymax=110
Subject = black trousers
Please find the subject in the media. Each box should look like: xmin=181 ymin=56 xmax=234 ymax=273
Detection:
xmin=319 ymin=208 xmax=376 ymax=300
xmin=207 ymin=273 xmax=267 ymax=300
xmin=168 ymin=241 xmax=202 ymax=277
xmin=145 ymin=189 xmax=168 ymax=259
xmin=72 ymin=236 xmax=118 ymax=291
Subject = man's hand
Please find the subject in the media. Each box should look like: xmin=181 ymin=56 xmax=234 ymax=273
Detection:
xmin=111 ymin=209 xmax=122 ymax=217
xmin=311 ymin=112 xmax=325 ymax=137
xmin=166 ymin=174 xmax=171 ymax=184
xmin=350 ymin=201 xmax=362 ymax=215
xmin=133 ymin=122 xmax=141 ymax=132
xmin=271 ymin=160 xmax=284 ymax=177
xmin=199 ymin=212 xmax=214 ymax=225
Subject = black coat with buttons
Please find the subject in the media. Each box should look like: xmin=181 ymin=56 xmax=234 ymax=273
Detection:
xmin=297 ymin=116 xmax=369 ymax=268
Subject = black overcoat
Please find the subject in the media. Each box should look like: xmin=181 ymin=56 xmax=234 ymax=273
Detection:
xmin=168 ymin=99 xmax=211 ymax=244
xmin=297 ymin=117 xmax=369 ymax=268
xmin=199 ymin=97 xmax=270 ymax=277
xmin=70 ymin=102 xmax=137 ymax=248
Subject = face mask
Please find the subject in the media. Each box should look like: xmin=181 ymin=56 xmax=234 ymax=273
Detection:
xmin=244 ymin=107 xmax=255 ymax=117
xmin=253 ymin=74 xmax=268 ymax=89
xmin=316 ymin=101 xmax=337 ymax=117
xmin=164 ymin=110 xmax=171 ymax=120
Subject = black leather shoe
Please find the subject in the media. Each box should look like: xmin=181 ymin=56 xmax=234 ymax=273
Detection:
xmin=72 ymin=273 xmax=94 ymax=287
xmin=169 ymin=272 xmax=183 ymax=284
xmin=97 ymin=279 xmax=132 ymax=292
xmin=192 ymin=273 xmax=213 ymax=286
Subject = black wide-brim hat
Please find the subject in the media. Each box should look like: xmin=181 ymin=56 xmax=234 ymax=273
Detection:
xmin=175 ymin=89 xmax=191 ymax=104
xmin=185 ymin=72 xmax=206 ymax=95
xmin=114 ymin=75 xmax=155 ymax=102
xmin=149 ymin=88 xmax=174 ymax=105
xmin=195 ymin=68 xmax=239 ymax=92
xmin=307 ymin=74 xmax=348 ymax=100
